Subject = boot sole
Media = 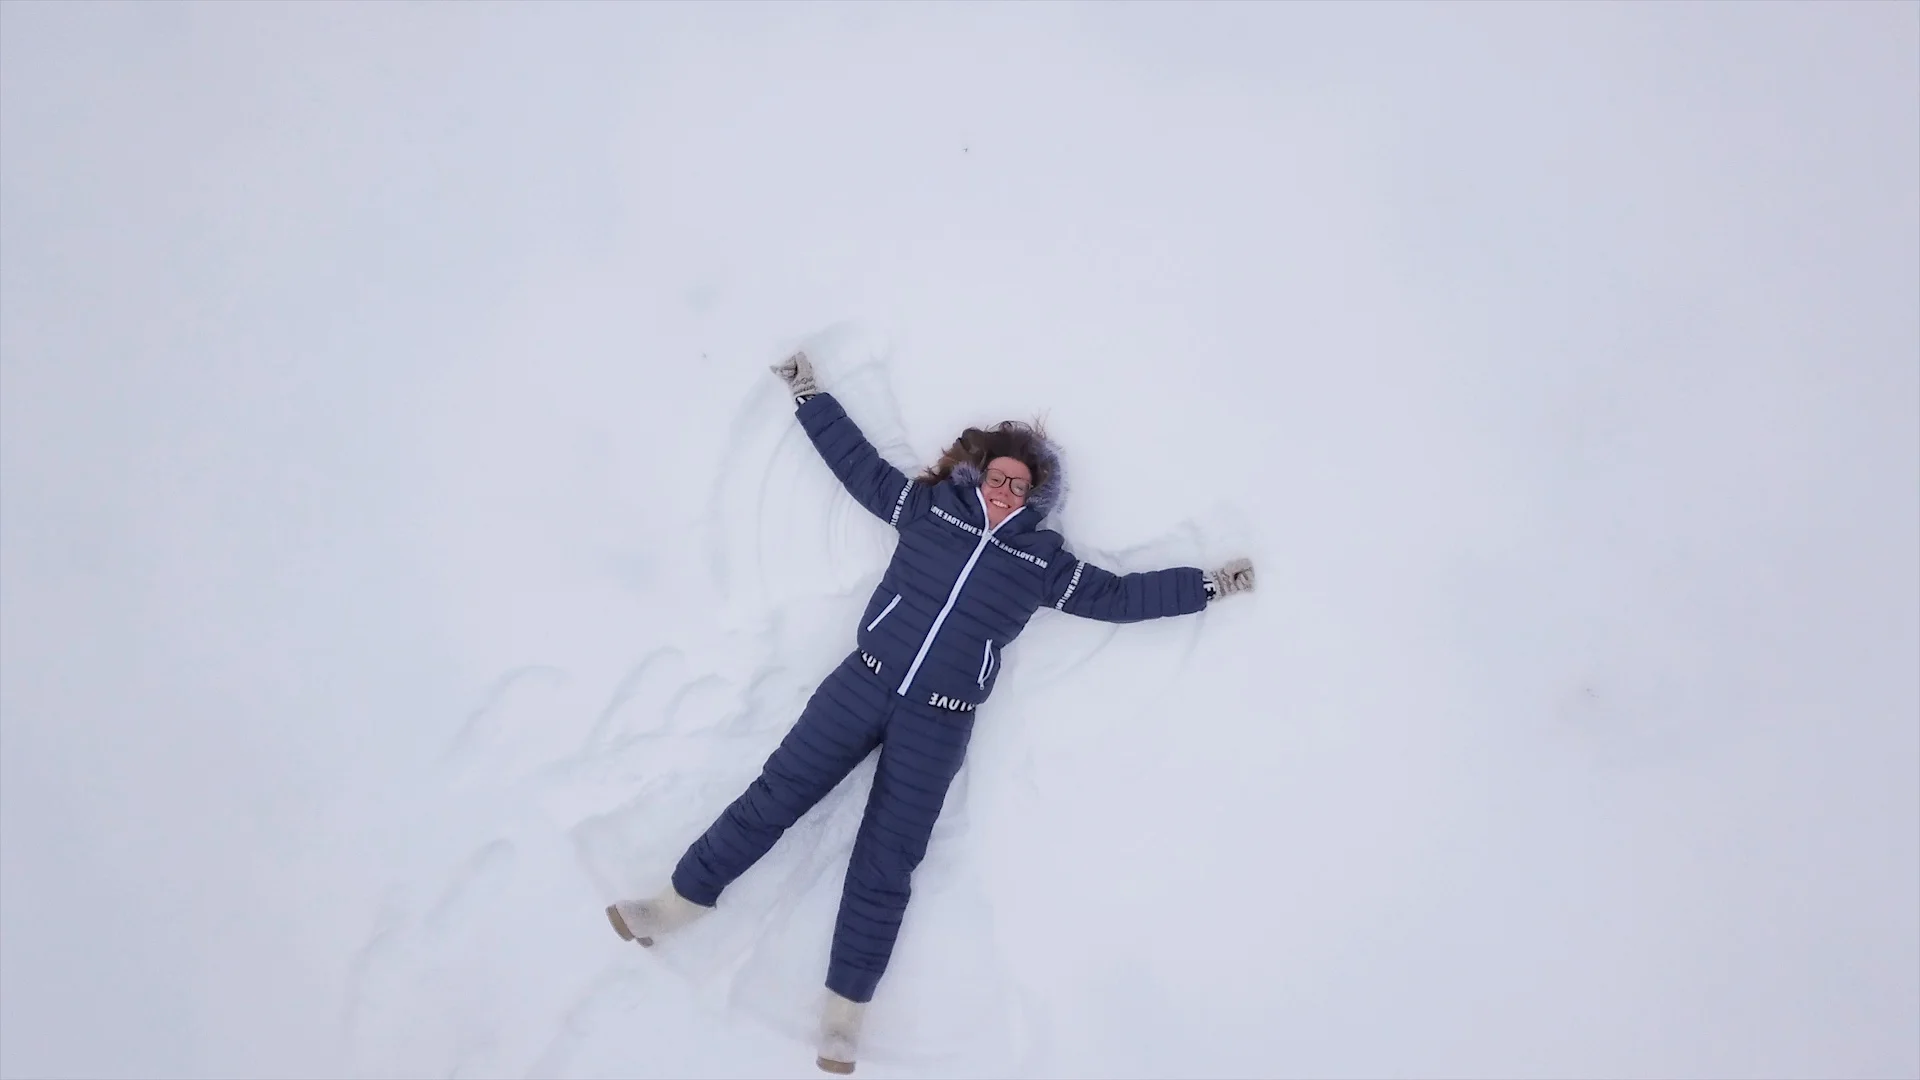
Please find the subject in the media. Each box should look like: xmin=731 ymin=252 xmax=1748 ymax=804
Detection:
xmin=605 ymin=904 xmax=653 ymax=948
xmin=816 ymin=1056 xmax=855 ymax=1075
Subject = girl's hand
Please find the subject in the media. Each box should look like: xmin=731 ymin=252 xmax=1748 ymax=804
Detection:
xmin=1206 ymin=557 xmax=1255 ymax=600
xmin=771 ymin=351 xmax=820 ymax=399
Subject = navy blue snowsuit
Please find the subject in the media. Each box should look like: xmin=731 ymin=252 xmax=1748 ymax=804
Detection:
xmin=672 ymin=392 xmax=1208 ymax=1003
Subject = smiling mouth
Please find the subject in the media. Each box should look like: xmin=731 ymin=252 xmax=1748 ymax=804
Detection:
xmin=990 ymin=498 xmax=1010 ymax=509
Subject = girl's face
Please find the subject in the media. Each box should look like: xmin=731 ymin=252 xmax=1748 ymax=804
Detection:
xmin=982 ymin=455 xmax=1031 ymax=527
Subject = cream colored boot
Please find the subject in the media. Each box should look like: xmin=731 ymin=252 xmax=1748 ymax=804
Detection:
xmin=815 ymin=990 xmax=865 ymax=1074
xmin=605 ymin=885 xmax=710 ymax=947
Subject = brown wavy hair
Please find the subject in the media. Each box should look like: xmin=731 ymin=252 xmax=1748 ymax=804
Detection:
xmin=917 ymin=420 xmax=1053 ymax=493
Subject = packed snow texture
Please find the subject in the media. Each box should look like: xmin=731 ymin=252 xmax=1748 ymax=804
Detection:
xmin=3 ymin=3 xmax=1916 ymax=1078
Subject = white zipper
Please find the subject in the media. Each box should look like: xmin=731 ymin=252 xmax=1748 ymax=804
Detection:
xmin=977 ymin=641 xmax=995 ymax=686
xmin=897 ymin=490 xmax=1021 ymax=697
xmin=866 ymin=594 xmax=901 ymax=632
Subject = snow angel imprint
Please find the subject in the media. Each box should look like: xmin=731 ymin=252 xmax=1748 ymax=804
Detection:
xmin=607 ymin=351 xmax=1256 ymax=1075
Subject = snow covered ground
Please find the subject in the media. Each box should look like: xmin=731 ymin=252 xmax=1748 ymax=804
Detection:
xmin=3 ymin=3 xmax=1916 ymax=1077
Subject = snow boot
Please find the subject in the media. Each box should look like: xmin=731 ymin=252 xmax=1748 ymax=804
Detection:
xmin=815 ymin=990 xmax=865 ymax=1074
xmin=605 ymin=885 xmax=710 ymax=947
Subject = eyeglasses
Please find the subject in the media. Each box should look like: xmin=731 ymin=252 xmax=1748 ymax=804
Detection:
xmin=984 ymin=467 xmax=1030 ymax=498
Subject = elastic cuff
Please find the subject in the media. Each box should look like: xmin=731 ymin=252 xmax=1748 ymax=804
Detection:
xmin=670 ymin=861 xmax=722 ymax=909
xmin=1203 ymin=574 xmax=1219 ymax=602
xmin=795 ymin=391 xmax=819 ymax=406
xmin=825 ymin=969 xmax=878 ymax=1004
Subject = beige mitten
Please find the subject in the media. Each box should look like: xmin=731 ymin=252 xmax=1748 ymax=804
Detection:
xmin=771 ymin=351 xmax=820 ymax=399
xmin=1206 ymin=557 xmax=1255 ymax=600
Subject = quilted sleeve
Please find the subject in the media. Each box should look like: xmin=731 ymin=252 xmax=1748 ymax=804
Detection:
xmin=795 ymin=393 xmax=930 ymax=528
xmin=1042 ymin=553 xmax=1208 ymax=622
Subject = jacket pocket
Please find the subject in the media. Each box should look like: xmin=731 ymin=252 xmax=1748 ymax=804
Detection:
xmin=977 ymin=640 xmax=997 ymax=686
xmin=866 ymin=594 xmax=902 ymax=632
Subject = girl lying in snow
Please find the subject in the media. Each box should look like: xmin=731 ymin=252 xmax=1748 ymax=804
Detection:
xmin=607 ymin=352 xmax=1255 ymax=1074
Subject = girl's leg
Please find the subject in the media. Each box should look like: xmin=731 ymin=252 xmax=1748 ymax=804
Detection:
xmin=672 ymin=655 xmax=889 ymax=906
xmin=824 ymin=705 xmax=974 ymax=1003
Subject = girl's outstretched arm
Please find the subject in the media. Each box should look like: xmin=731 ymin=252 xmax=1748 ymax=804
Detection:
xmin=772 ymin=353 xmax=929 ymax=528
xmin=1044 ymin=554 xmax=1255 ymax=622
xmin=1044 ymin=556 xmax=1206 ymax=622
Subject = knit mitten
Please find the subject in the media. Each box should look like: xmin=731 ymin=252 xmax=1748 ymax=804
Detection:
xmin=815 ymin=991 xmax=865 ymax=1074
xmin=1204 ymin=557 xmax=1255 ymax=601
xmin=606 ymin=885 xmax=711 ymax=948
xmin=771 ymin=351 xmax=820 ymax=403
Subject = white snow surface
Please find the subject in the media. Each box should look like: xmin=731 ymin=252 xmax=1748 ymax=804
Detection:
xmin=3 ymin=4 xmax=1917 ymax=1078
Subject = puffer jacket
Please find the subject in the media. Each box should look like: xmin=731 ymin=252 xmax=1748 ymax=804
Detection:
xmin=797 ymin=393 xmax=1208 ymax=709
